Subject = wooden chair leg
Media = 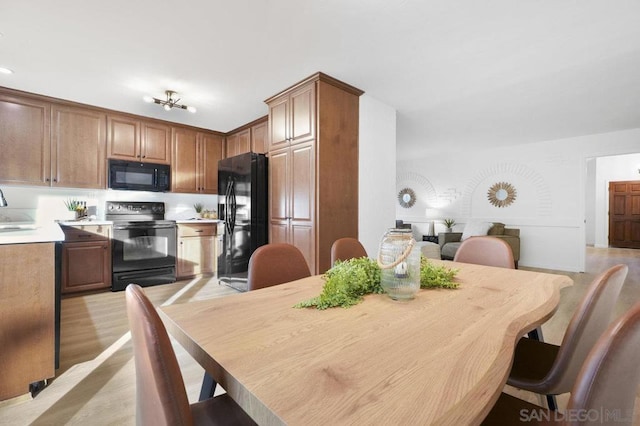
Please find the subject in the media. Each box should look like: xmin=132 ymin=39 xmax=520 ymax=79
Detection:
xmin=198 ymin=372 xmax=217 ymax=401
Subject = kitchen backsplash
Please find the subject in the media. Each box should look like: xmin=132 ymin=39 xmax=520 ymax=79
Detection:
xmin=0 ymin=185 xmax=218 ymax=223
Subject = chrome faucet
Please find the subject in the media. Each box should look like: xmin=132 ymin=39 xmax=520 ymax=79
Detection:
xmin=0 ymin=188 xmax=7 ymax=207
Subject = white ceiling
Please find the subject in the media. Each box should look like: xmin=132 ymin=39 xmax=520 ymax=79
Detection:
xmin=2 ymin=1 xmax=639 ymax=159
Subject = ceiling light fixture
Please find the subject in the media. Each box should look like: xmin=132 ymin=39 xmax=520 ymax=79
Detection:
xmin=0 ymin=67 xmax=14 ymax=75
xmin=143 ymin=90 xmax=196 ymax=113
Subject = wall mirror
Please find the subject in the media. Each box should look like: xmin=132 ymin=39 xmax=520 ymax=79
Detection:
xmin=487 ymin=182 xmax=517 ymax=208
xmin=398 ymin=188 xmax=416 ymax=208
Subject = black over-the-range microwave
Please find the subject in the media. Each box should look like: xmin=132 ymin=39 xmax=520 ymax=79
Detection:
xmin=108 ymin=159 xmax=170 ymax=192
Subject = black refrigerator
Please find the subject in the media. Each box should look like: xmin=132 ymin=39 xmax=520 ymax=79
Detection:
xmin=217 ymin=152 xmax=268 ymax=291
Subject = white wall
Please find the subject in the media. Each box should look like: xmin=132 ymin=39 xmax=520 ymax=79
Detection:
xmin=396 ymin=128 xmax=640 ymax=272
xmin=359 ymin=94 xmax=397 ymax=257
xmin=585 ymin=158 xmax=597 ymax=245
xmin=593 ymin=153 xmax=640 ymax=247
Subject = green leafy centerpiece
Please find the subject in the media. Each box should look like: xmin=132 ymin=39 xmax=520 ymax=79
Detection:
xmin=295 ymin=256 xmax=459 ymax=310
xmin=295 ymin=257 xmax=382 ymax=310
xmin=420 ymin=256 xmax=459 ymax=289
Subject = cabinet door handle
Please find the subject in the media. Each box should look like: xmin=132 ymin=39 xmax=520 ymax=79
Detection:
xmin=46 ymin=178 xmax=50 ymax=182
xmin=78 ymin=234 xmax=93 ymax=238
xmin=53 ymin=178 xmax=58 ymax=182
xmin=195 ymin=230 xmax=204 ymax=233
xmin=103 ymin=246 xmax=108 ymax=250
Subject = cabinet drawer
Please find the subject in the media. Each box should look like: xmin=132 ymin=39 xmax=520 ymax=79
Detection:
xmin=62 ymin=225 xmax=111 ymax=241
xmin=178 ymin=223 xmax=215 ymax=237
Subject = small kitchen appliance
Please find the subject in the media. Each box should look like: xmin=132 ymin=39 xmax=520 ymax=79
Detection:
xmin=108 ymin=159 xmax=170 ymax=192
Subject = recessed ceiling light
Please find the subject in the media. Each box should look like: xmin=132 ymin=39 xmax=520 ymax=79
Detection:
xmin=0 ymin=67 xmax=13 ymax=75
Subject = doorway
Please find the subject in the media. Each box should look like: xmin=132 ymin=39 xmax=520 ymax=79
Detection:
xmin=608 ymin=180 xmax=640 ymax=248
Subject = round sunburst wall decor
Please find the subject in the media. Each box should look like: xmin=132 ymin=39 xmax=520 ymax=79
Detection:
xmin=398 ymin=188 xmax=416 ymax=208
xmin=487 ymin=182 xmax=517 ymax=208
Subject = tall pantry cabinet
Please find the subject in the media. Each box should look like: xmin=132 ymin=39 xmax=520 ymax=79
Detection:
xmin=265 ymin=73 xmax=363 ymax=274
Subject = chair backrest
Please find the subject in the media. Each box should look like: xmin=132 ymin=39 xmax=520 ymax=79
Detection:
xmin=544 ymin=264 xmax=628 ymax=394
xmin=453 ymin=236 xmax=515 ymax=269
xmin=330 ymin=237 xmax=368 ymax=265
xmin=247 ymin=243 xmax=311 ymax=291
xmin=125 ymin=284 xmax=193 ymax=426
xmin=566 ymin=299 xmax=640 ymax=426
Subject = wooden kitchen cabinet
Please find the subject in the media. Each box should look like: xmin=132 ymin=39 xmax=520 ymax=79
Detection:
xmin=177 ymin=223 xmax=216 ymax=278
xmin=223 ymin=116 xmax=268 ymax=158
xmin=0 ymin=93 xmax=51 ymax=186
xmin=0 ymin=243 xmax=55 ymax=401
xmin=52 ymin=105 xmax=106 ymax=189
xmin=251 ymin=119 xmax=268 ymax=154
xmin=265 ymin=73 xmax=363 ymax=274
xmin=172 ymin=127 xmax=224 ymax=194
xmin=225 ymin=128 xmax=250 ymax=158
xmin=268 ymin=142 xmax=316 ymax=271
xmin=61 ymin=225 xmax=111 ymax=294
xmin=107 ymin=114 xmax=171 ymax=164
xmin=267 ymin=82 xmax=315 ymax=152
xmin=0 ymin=92 xmax=106 ymax=189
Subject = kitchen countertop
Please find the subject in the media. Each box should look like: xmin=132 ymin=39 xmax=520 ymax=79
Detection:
xmin=57 ymin=220 xmax=113 ymax=226
xmin=175 ymin=219 xmax=222 ymax=224
xmin=0 ymin=221 xmax=65 ymax=245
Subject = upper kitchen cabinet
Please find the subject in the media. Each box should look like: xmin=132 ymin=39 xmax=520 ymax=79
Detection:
xmin=199 ymin=132 xmax=224 ymax=193
xmin=107 ymin=114 xmax=171 ymax=164
xmin=172 ymin=127 xmax=224 ymax=194
xmin=224 ymin=116 xmax=268 ymax=158
xmin=52 ymin=105 xmax=106 ymax=189
xmin=265 ymin=73 xmax=363 ymax=274
xmin=250 ymin=119 xmax=268 ymax=154
xmin=267 ymin=82 xmax=315 ymax=152
xmin=225 ymin=128 xmax=250 ymax=158
xmin=0 ymin=89 xmax=106 ymax=189
xmin=0 ymin=92 xmax=51 ymax=186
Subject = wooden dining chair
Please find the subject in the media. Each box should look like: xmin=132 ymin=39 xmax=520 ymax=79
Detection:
xmin=125 ymin=284 xmax=256 ymax=426
xmin=247 ymin=243 xmax=311 ymax=291
xmin=453 ymin=236 xmax=515 ymax=269
xmin=482 ymin=297 xmax=640 ymax=426
xmin=330 ymin=237 xmax=368 ymax=265
xmin=505 ymin=264 xmax=628 ymax=410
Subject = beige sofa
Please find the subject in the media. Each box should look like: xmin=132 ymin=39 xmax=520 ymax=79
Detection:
xmin=439 ymin=222 xmax=520 ymax=268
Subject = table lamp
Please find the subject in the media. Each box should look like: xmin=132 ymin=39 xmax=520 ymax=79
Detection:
xmin=424 ymin=208 xmax=439 ymax=236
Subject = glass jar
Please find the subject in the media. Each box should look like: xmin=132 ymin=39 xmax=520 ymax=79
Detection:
xmin=377 ymin=229 xmax=420 ymax=300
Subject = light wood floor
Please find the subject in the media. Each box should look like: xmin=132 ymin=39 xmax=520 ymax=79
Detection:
xmin=0 ymin=247 xmax=639 ymax=425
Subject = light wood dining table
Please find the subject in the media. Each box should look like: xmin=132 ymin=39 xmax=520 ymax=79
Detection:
xmin=159 ymin=260 xmax=572 ymax=425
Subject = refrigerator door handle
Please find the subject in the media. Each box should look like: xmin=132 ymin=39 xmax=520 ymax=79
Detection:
xmin=229 ymin=180 xmax=237 ymax=234
xmin=225 ymin=179 xmax=233 ymax=236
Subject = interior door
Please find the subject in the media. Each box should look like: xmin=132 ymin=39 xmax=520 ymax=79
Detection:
xmin=608 ymin=180 xmax=640 ymax=248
